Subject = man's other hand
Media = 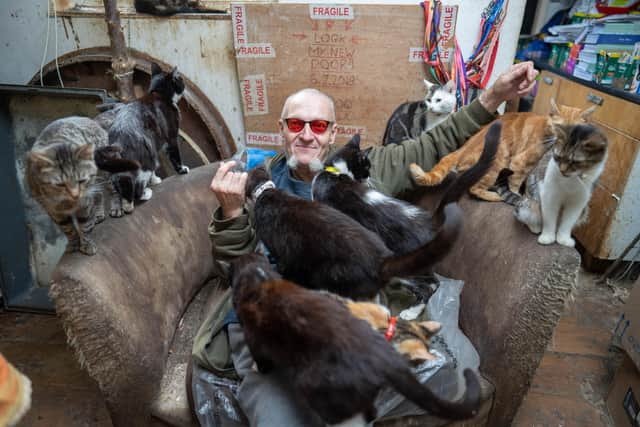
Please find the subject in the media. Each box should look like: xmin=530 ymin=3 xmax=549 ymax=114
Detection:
xmin=210 ymin=160 xmax=248 ymax=219
xmin=479 ymin=61 xmax=539 ymax=113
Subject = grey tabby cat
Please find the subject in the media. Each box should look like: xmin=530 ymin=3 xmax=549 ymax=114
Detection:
xmin=26 ymin=117 xmax=111 ymax=255
xmin=493 ymin=123 xmax=608 ymax=247
xmin=382 ymin=80 xmax=456 ymax=145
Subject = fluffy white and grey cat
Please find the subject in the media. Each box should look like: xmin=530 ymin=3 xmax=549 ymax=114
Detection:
xmin=494 ymin=123 xmax=608 ymax=247
xmin=382 ymin=80 xmax=456 ymax=145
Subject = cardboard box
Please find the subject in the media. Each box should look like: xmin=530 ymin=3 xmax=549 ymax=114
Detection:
xmin=614 ymin=279 xmax=640 ymax=371
xmin=607 ymin=354 xmax=640 ymax=427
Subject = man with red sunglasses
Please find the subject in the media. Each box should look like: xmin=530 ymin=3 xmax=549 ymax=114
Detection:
xmin=198 ymin=61 xmax=538 ymax=427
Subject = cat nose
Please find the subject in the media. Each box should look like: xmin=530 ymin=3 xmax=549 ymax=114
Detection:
xmin=69 ymin=187 xmax=80 ymax=199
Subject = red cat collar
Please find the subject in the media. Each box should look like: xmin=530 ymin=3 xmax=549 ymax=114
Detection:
xmin=385 ymin=316 xmax=397 ymax=341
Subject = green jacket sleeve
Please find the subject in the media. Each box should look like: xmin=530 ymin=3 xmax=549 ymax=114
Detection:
xmin=367 ymin=98 xmax=496 ymax=197
xmin=208 ymin=204 xmax=258 ymax=278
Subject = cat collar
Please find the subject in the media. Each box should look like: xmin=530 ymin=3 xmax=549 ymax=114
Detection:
xmin=385 ymin=316 xmax=397 ymax=341
xmin=324 ymin=165 xmax=340 ymax=175
xmin=252 ymin=181 xmax=276 ymax=200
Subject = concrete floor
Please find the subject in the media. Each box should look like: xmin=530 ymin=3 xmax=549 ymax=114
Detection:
xmin=0 ymin=269 xmax=632 ymax=426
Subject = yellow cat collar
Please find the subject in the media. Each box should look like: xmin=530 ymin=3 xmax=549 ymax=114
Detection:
xmin=324 ymin=165 xmax=340 ymax=175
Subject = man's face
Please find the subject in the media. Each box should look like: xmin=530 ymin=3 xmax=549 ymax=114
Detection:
xmin=279 ymin=92 xmax=337 ymax=167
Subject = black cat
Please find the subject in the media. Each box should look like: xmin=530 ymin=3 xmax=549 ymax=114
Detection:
xmin=95 ymin=62 xmax=189 ymax=217
xmin=232 ymin=253 xmax=481 ymax=425
xmin=245 ymin=165 xmax=462 ymax=301
xmin=134 ymin=0 xmax=203 ymax=16
xmin=312 ymin=122 xmax=501 ymax=256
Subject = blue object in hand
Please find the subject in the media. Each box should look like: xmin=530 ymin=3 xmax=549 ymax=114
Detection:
xmin=247 ymin=147 xmax=278 ymax=170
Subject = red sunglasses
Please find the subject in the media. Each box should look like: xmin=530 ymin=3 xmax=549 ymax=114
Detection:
xmin=284 ymin=118 xmax=332 ymax=134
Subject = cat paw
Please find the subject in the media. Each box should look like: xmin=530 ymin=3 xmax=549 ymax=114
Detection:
xmin=537 ymin=233 xmax=556 ymax=245
xmin=123 ymin=199 xmax=135 ymax=213
xmin=177 ymin=165 xmax=189 ymax=174
xmin=526 ymin=224 xmax=542 ymax=234
xmin=150 ymin=174 xmax=162 ymax=186
xmin=556 ymin=235 xmax=575 ymax=248
xmin=95 ymin=212 xmax=106 ymax=224
xmin=140 ymin=188 xmax=153 ymax=201
xmin=79 ymin=238 xmax=97 ymax=256
xmin=110 ymin=207 xmax=124 ymax=218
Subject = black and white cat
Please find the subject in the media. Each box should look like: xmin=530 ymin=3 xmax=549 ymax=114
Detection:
xmin=313 ymin=122 xmax=500 ymax=257
xmin=245 ymin=165 xmax=462 ymax=301
xmin=231 ymin=252 xmax=481 ymax=426
xmin=383 ymin=80 xmax=457 ymax=145
xmin=95 ymin=63 xmax=189 ymax=217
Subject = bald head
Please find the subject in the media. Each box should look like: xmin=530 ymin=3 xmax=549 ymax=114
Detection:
xmin=281 ymin=88 xmax=336 ymax=122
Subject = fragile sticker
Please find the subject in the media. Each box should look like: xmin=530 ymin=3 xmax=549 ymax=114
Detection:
xmin=241 ymin=74 xmax=269 ymax=116
xmin=236 ymin=43 xmax=276 ymax=58
xmin=309 ymin=5 xmax=354 ymax=20
xmin=336 ymin=124 xmax=365 ymax=137
xmin=232 ymin=4 xmax=247 ymax=46
xmin=409 ymin=47 xmax=427 ymax=63
xmin=246 ymin=132 xmax=283 ymax=146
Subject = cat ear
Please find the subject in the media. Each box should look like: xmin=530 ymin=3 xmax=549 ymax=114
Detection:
xmin=28 ymin=150 xmax=55 ymax=168
xmin=580 ymin=105 xmax=598 ymax=120
xmin=74 ymin=143 xmax=94 ymax=161
xmin=423 ymin=79 xmax=434 ymax=90
xmin=151 ymin=62 xmax=162 ymax=76
xmin=444 ymin=80 xmax=456 ymax=93
xmin=348 ymin=133 xmax=361 ymax=148
xmin=170 ymin=66 xmax=179 ymax=77
xmin=549 ymin=98 xmax=561 ymax=116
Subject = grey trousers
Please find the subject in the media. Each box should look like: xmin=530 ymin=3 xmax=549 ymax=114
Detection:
xmin=228 ymin=323 xmax=326 ymax=427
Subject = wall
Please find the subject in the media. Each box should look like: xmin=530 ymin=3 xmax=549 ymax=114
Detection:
xmin=0 ymin=1 xmax=245 ymax=150
xmin=0 ymin=0 xmax=525 ymax=152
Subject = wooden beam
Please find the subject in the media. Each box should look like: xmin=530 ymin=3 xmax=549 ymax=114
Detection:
xmin=102 ymin=0 xmax=135 ymax=101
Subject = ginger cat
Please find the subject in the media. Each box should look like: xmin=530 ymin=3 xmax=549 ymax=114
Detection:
xmin=409 ymin=99 xmax=597 ymax=202
xmin=321 ymin=291 xmax=442 ymax=363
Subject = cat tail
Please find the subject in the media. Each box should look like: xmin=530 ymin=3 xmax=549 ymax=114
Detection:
xmin=490 ymin=168 xmax=521 ymax=206
xmin=387 ymin=362 xmax=482 ymax=420
xmin=434 ymin=121 xmax=501 ymax=215
xmin=381 ymin=203 xmax=462 ymax=280
xmin=94 ymin=146 xmax=141 ymax=173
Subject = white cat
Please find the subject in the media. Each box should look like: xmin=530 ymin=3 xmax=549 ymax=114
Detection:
xmin=423 ymin=79 xmax=457 ymax=131
xmin=382 ymin=80 xmax=457 ymax=145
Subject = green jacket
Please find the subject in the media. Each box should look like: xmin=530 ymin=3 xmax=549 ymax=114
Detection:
xmin=192 ymin=98 xmax=496 ymax=374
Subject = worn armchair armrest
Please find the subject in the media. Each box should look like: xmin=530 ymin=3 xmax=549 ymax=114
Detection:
xmin=50 ymin=164 xmax=219 ymax=426
xmin=414 ymin=193 xmax=580 ymax=427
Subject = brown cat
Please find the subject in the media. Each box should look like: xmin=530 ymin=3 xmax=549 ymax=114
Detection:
xmin=409 ymin=99 xmax=598 ymax=202
xmin=321 ymin=291 xmax=441 ymax=363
